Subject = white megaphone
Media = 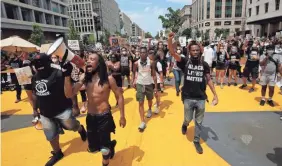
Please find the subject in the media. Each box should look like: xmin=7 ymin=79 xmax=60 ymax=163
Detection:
xmin=46 ymin=37 xmax=85 ymax=68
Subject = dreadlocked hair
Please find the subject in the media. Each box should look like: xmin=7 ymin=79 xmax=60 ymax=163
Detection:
xmin=85 ymin=52 xmax=109 ymax=86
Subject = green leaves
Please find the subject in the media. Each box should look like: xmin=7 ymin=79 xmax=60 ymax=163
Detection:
xmin=182 ymin=28 xmax=191 ymax=38
xmin=28 ymin=24 xmax=44 ymax=46
xmin=158 ymin=7 xmax=184 ymax=34
xmin=68 ymin=20 xmax=79 ymax=40
xmin=145 ymin=32 xmax=153 ymax=38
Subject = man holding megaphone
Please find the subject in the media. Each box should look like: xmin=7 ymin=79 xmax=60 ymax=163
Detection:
xmin=32 ymin=52 xmax=87 ymax=166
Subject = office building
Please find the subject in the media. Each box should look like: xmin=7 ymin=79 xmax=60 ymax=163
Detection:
xmin=132 ymin=22 xmax=143 ymax=37
xmin=68 ymin=0 xmax=96 ymax=39
xmin=120 ymin=12 xmax=132 ymax=36
xmin=92 ymin=0 xmax=121 ymax=35
xmin=246 ymin=0 xmax=282 ymax=37
xmin=1 ymin=0 xmax=69 ymax=41
xmin=180 ymin=5 xmax=192 ymax=33
xmin=190 ymin=0 xmax=247 ymax=40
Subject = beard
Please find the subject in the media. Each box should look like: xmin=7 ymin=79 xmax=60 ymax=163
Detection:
xmin=85 ymin=65 xmax=99 ymax=83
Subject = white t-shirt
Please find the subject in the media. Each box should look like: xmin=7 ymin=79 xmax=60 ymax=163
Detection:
xmin=203 ymin=47 xmax=214 ymax=67
xmin=156 ymin=62 xmax=162 ymax=83
xmin=171 ymin=54 xmax=185 ymax=70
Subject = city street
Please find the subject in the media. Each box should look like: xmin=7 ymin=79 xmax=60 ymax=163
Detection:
xmin=2 ymin=75 xmax=282 ymax=166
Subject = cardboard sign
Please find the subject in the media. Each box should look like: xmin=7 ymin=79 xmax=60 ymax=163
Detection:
xmin=14 ymin=66 xmax=33 ymax=85
xmin=68 ymin=40 xmax=80 ymax=50
xmin=179 ymin=36 xmax=187 ymax=47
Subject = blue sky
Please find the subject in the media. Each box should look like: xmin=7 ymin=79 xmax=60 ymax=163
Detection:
xmin=116 ymin=0 xmax=192 ymax=36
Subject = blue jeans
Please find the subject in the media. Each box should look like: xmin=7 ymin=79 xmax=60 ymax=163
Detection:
xmin=183 ymin=99 xmax=205 ymax=142
xmin=173 ymin=69 xmax=182 ymax=92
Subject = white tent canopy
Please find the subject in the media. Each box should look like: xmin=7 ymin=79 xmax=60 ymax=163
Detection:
xmin=0 ymin=36 xmax=40 ymax=53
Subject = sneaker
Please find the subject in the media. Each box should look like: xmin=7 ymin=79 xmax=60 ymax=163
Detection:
xmin=267 ymin=100 xmax=275 ymax=107
xmin=228 ymin=83 xmax=231 ymax=86
xmin=154 ymin=105 xmax=160 ymax=114
xmin=193 ymin=142 xmax=203 ymax=154
xmin=248 ymin=88 xmax=255 ymax=93
xmin=239 ymin=84 xmax=247 ymax=89
xmin=138 ymin=122 xmax=146 ymax=132
xmin=45 ymin=150 xmax=64 ymax=166
xmin=220 ymin=84 xmax=224 ymax=89
xmin=181 ymin=124 xmax=187 ymax=135
xmin=176 ymin=91 xmax=179 ymax=96
xmin=78 ymin=125 xmax=87 ymax=141
xmin=127 ymin=85 xmax=130 ymax=88
xmin=80 ymin=104 xmax=87 ymax=114
xmin=110 ymin=140 xmax=117 ymax=159
xmin=234 ymin=83 xmax=237 ymax=86
xmin=146 ymin=109 xmax=152 ymax=118
xmin=260 ymin=99 xmax=266 ymax=106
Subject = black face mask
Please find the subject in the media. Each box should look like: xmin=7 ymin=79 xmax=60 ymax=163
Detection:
xmin=33 ymin=53 xmax=52 ymax=78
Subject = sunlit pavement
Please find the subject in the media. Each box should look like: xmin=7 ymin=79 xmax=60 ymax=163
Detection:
xmin=1 ymin=76 xmax=282 ymax=166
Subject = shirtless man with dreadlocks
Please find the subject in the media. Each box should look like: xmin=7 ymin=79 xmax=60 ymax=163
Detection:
xmin=65 ymin=52 xmax=126 ymax=166
xmin=168 ymin=33 xmax=218 ymax=154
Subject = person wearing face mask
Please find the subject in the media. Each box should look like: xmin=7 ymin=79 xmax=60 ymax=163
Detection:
xmin=6 ymin=53 xmax=22 ymax=103
xmin=32 ymin=53 xmax=87 ymax=166
xmin=259 ymin=44 xmax=282 ymax=107
xmin=172 ymin=46 xmax=185 ymax=96
xmin=228 ymin=46 xmax=240 ymax=86
xmin=120 ymin=47 xmax=132 ymax=88
xmin=216 ymin=44 xmax=229 ymax=89
xmin=106 ymin=53 xmax=122 ymax=107
xmin=51 ymin=55 xmax=60 ymax=65
xmin=240 ymin=42 xmax=260 ymax=93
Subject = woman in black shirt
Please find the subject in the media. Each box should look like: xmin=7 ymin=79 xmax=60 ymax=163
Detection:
xmin=228 ymin=46 xmax=240 ymax=86
xmin=216 ymin=44 xmax=229 ymax=89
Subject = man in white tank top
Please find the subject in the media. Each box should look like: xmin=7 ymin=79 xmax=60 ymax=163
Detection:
xmin=132 ymin=47 xmax=158 ymax=132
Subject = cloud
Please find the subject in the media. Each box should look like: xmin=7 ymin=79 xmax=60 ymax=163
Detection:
xmin=144 ymin=7 xmax=150 ymax=12
xmin=166 ymin=0 xmax=192 ymax=4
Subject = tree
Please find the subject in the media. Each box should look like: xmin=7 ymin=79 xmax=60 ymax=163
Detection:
xmin=100 ymin=29 xmax=111 ymax=46
xmin=181 ymin=28 xmax=192 ymax=38
xmin=195 ymin=28 xmax=201 ymax=38
xmin=68 ymin=20 xmax=79 ymax=40
xmin=160 ymin=30 xmax=163 ymax=38
xmin=204 ymin=29 xmax=210 ymax=40
xmin=214 ymin=28 xmax=230 ymax=38
xmin=145 ymin=32 xmax=153 ymax=38
xmin=158 ymin=7 xmax=184 ymax=34
xmin=155 ymin=32 xmax=160 ymax=39
xmin=115 ymin=31 xmax=121 ymax=36
xmin=29 ymin=24 xmax=44 ymax=46
xmin=88 ymin=34 xmax=95 ymax=44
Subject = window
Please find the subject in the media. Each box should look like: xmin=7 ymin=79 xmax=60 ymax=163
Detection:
xmin=45 ymin=14 xmax=52 ymax=24
xmin=34 ymin=11 xmax=43 ymax=23
xmin=225 ymin=0 xmax=232 ymax=18
xmin=250 ymin=0 xmax=252 ymax=4
xmin=249 ymin=8 xmax=252 ymax=17
xmin=235 ymin=0 xmax=242 ymax=17
xmin=265 ymin=3 xmax=269 ymax=13
xmin=19 ymin=0 xmax=29 ymax=4
xmin=276 ymin=0 xmax=280 ymax=10
xmin=214 ymin=21 xmax=221 ymax=26
xmin=215 ymin=0 xmax=222 ymax=18
xmin=235 ymin=28 xmax=240 ymax=32
xmin=5 ymin=4 xmax=18 ymax=20
xmin=234 ymin=21 xmax=241 ymax=25
xmin=32 ymin=0 xmax=40 ymax=7
xmin=21 ymin=8 xmax=32 ymax=22
xmin=256 ymin=6 xmax=259 ymax=15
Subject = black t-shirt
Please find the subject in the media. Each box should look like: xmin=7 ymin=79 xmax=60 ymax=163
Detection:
xmin=32 ymin=68 xmax=72 ymax=118
xmin=229 ymin=53 xmax=240 ymax=67
xmin=120 ymin=55 xmax=132 ymax=68
xmin=246 ymin=47 xmax=259 ymax=67
xmin=216 ymin=52 xmax=228 ymax=66
xmin=177 ymin=57 xmax=210 ymax=100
